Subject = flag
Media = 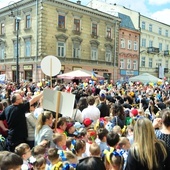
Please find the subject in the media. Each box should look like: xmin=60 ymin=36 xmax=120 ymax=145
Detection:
xmin=91 ymin=71 xmax=97 ymax=81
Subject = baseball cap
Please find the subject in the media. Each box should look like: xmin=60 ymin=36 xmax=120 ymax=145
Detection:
xmin=83 ymin=118 xmax=93 ymax=127
xmin=131 ymin=109 xmax=138 ymax=116
xmin=66 ymin=122 xmax=74 ymax=131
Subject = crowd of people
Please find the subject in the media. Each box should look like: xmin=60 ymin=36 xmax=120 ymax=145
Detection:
xmin=0 ymin=80 xmax=170 ymax=170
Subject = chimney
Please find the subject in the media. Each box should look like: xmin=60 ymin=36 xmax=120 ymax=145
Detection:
xmin=77 ymin=1 xmax=81 ymax=5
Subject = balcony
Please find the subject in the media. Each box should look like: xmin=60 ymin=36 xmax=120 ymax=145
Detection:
xmin=164 ymin=50 xmax=170 ymax=56
xmin=72 ymin=30 xmax=81 ymax=35
xmin=155 ymin=67 xmax=169 ymax=73
xmin=147 ymin=47 xmax=159 ymax=54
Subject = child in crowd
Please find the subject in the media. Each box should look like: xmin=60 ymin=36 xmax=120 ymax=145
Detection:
xmin=14 ymin=143 xmax=32 ymax=170
xmin=0 ymin=152 xmax=23 ymax=170
xmin=65 ymin=122 xmax=76 ymax=137
xmin=89 ymin=142 xmax=101 ymax=157
xmin=55 ymin=117 xmax=67 ymax=134
xmin=65 ymin=151 xmax=78 ymax=167
xmin=47 ymin=148 xmax=61 ymax=170
xmin=106 ymin=131 xmax=120 ymax=150
xmin=97 ymin=128 xmax=108 ymax=153
xmin=117 ymin=137 xmax=131 ymax=169
xmin=73 ymin=139 xmax=86 ymax=160
xmin=125 ymin=125 xmax=134 ymax=145
xmin=32 ymin=154 xmax=46 ymax=170
xmin=104 ymin=151 xmax=124 ymax=170
xmin=113 ymin=125 xmax=122 ymax=136
xmin=52 ymin=133 xmax=66 ymax=150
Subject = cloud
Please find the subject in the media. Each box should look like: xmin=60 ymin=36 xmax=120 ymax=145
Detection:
xmin=148 ymin=0 xmax=170 ymax=5
xmin=151 ymin=9 xmax=170 ymax=25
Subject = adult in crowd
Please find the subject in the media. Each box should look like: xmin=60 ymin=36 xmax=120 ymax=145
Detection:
xmin=81 ymin=96 xmax=100 ymax=122
xmin=35 ymin=111 xmax=54 ymax=147
xmin=77 ymin=97 xmax=88 ymax=112
xmin=97 ymin=93 xmax=110 ymax=118
xmin=72 ymin=100 xmax=83 ymax=123
xmin=153 ymin=109 xmax=170 ymax=149
xmin=0 ymin=91 xmax=43 ymax=152
xmin=125 ymin=117 xmax=170 ymax=170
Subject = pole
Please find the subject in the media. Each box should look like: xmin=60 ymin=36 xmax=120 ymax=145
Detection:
xmin=16 ymin=18 xmax=19 ymax=87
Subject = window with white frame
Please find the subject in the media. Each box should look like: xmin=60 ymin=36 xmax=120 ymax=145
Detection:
xmin=0 ymin=23 xmax=5 ymax=35
xmin=25 ymin=38 xmax=31 ymax=57
xmin=165 ymin=30 xmax=168 ymax=37
xmin=58 ymin=15 xmax=65 ymax=29
xmin=13 ymin=40 xmax=20 ymax=58
xmin=159 ymin=28 xmax=162 ymax=35
xmin=141 ymin=38 xmax=146 ymax=47
xmin=134 ymin=41 xmax=137 ymax=51
xmin=92 ymin=23 xmax=97 ymax=36
xmin=58 ymin=42 xmax=65 ymax=57
xmin=166 ymin=60 xmax=168 ymax=68
xmin=149 ymin=58 xmax=152 ymax=68
xmin=133 ymin=60 xmax=137 ymax=70
xmin=73 ymin=43 xmax=80 ymax=58
xmin=74 ymin=18 xmax=80 ymax=31
xmin=105 ymin=47 xmax=112 ymax=62
xmin=106 ymin=26 xmax=111 ymax=38
xmin=120 ymin=38 xmax=125 ymax=48
xmin=149 ymin=40 xmax=153 ymax=47
xmin=127 ymin=59 xmax=131 ymax=69
xmin=159 ymin=43 xmax=162 ymax=51
xmin=0 ymin=43 xmax=5 ymax=59
xmin=26 ymin=14 xmax=31 ymax=29
xmin=149 ymin=24 xmax=152 ymax=32
xmin=128 ymin=40 xmax=132 ymax=49
xmin=166 ymin=44 xmax=169 ymax=51
xmin=142 ymin=21 xmax=145 ymax=30
xmin=120 ymin=59 xmax=124 ymax=69
xmin=91 ymin=47 xmax=98 ymax=60
xmin=141 ymin=57 xmax=145 ymax=67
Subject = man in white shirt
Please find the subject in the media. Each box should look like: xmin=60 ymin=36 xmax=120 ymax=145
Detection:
xmin=81 ymin=96 xmax=100 ymax=122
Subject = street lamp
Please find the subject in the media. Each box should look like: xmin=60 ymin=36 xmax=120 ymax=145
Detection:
xmin=8 ymin=2 xmax=21 ymax=88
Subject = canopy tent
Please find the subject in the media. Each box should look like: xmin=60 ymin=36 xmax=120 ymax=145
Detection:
xmin=57 ymin=69 xmax=104 ymax=80
xmin=129 ymin=73 xmax=162 ymax=83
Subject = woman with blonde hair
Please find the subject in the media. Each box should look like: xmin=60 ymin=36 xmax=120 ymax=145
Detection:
xmin=35 ymin=111 xmax=53 ymax=147
xmin=125 ymin=117 xmax=170 ymax=170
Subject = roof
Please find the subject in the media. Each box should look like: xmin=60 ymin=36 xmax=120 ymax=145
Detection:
xmin=118 ymin=13 xmax=136 ymax=30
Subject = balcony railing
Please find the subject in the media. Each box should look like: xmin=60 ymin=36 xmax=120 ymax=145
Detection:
xmin=147 ymin=47 xmax=159 ymax=54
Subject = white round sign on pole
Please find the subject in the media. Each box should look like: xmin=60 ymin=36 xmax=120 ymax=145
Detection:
xmin=41 ymin=55 xmax=61 ymax=76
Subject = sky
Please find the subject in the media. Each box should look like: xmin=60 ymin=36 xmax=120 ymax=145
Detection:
xmin=1 ymin=0 xmax=170 ymax=25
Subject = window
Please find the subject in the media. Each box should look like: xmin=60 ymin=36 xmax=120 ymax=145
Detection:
xmin=149 ymin=24 xmax=152 ymax=32
xmin=165 ymin=30 xmax=168 ymax=37
xmin=166 ymin=44 xmax=169 ymax=51
xmin=91 ymin=47 xmax=98 ymax=60
xmin=0 ymin=23 xmax=5 ymax=35
xmin=92 ymin=23 xmax=97 ymax=35
xmin=165 ymin=60 xmax=168 ymax=68
xmin=58 ymin=42 xmax=65 ymax=57
xmin=73 ymin=43 xmax=80 ymax=58
xmin=120 ymin=59 xmax=124 ymax=69
xmin=106 ymin=27 xmax=111 ymax=38
xmin=105 ymin=47 xmax=112 ymax=62
xmin=14 ymin=41 xmax=20 ymax=58
xmin=58 ymin=15 xmax=65 ymax=28
xmin=0 ymin=43 xmax=5 ymax=59
xmin=149 ymin=40 xmax=153 ymax=47
xmin=141 ymin=38 xmax=146 ymax=47
xmin=134 ymin=41 xmax=137 ymax=51
xmin=74 ymin=19 xmax=80 ymax=31
xmin=127 ymin=59 xmax=131 ymax=69
xmin=149 ymin=58 xmax=152 ymax=68
xmin=159 ymin=43 xmax=162 ymax=51
xmin=26 ymin=14 xmax=31 ymax=28
xmin=141 ymin=57 xmax=145 ymax=67
xmin=159 ymin=28 xmax=162 ymax=35
xmin=120 ymin=38 xmax=125 ymax=48
xmin=142 ymin=21 xmax=145 ymax=30
xmin=25 ymin=39 xmax=31 ymax=57
xmin=133 ymin=60 xmax=137 ymax=70
xmin=128 ymin=40 xmax=132 ymax=49
xmin=14 ymin=19 xmax=20 ymax=31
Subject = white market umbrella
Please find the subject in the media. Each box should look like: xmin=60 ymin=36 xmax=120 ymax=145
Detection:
xmin=129 ymin=73 xmax=162 ymax=83
xmin=57 ymin=69 xmax=104 ymax=80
